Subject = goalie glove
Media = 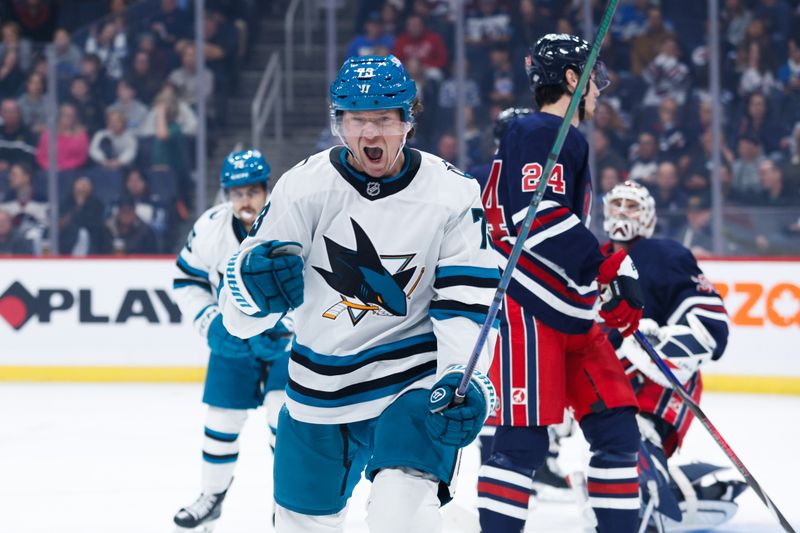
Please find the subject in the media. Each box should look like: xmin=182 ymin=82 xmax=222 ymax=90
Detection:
xmin=598 ymin=249 xmax=644 ymax=337
xmin=619 ymin=318 xmax=714 ymax=388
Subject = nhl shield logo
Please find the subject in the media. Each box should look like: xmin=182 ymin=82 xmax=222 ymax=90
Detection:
xmin=366 ymin=181 xmax=381 ymax=197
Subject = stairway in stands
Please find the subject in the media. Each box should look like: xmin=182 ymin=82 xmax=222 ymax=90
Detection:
xmin=204 ymin=1 xmax=353 ymax=201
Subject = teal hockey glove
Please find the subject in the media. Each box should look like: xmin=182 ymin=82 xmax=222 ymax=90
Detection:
xmin=249 ymin=319 xmax=293 ymax=361
xmin=426 ymin=365 xmax=497 ymax=448
xmin=206 ymin=313 xmax=253 ymax=357
xmin=240 ymin=240 xmax=304 ymax=315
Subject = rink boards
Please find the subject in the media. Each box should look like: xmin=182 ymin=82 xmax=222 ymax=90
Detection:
xmin=1 ymin=256 xmax=798 ymax=394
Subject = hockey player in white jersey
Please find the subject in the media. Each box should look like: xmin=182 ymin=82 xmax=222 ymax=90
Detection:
xmin=171 ymin=149 xmax=293 ymax=531
xmin=219 ymin=55 xmax=499 ymax=533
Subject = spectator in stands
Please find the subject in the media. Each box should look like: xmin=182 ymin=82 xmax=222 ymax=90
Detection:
xmin=85 ymin=19 xmax=128 ymax=80
xmin=511 ymin=0 xmax=551 ymax=56
xmin=628 ymin=131 xmax=659 ymax=183
xmin=755 ymin=0 xmax=791 ymax=59
xmin=150 ymin=0 xmax=192 ymax=51
xmin=392 ymin=14 xmax=448 ymax=81
xmin=193 ymin=9 xmax=238 ymax=94
xmin=649 ymin=96 xmax=688 ymax=161
xmin=0 ymin=161 xmax=47 ymax=234
xmin=89 ymin=109 xmax=137 ymax=170
xmin=735 ymin=92 xmax=785 ymax=155
xmin=128 ymin=51 xmax=162 ymax=105
xmin=466 ymin=0 xmax=512 ymax=57
xmin=598 ymin=166 xmax=623 ymax=201
xmin=58 ymin=175 xmax=111 ymax=255
xmin=107 ymin=78 xmax=148 ymax=132
xmin=52 ymin=28 xmax=82 ymax=84
xmin=140 ymin=83 xmax=197 ymax=138
xmin=731 ymin=134 xmax=765 ymax=197
xmin=641 ymin=37 xmax=690 ymax=107
xmin=346 ymin=12 xmax=394 ymax=58
xmin=106 ymin=195 xmax=158 ymax=254
xmin=79 ymin=54 xmax=114 ymax=106
xmin=650 ymin=161 xmax=688 ymax=236
xmin=16 ymin=72 xmax=47 ymax=135
xmin=612 ymin=0 xmax=649 ymax=43
xmin=36 ymin=103 xmax=89 ymax=172
xmin=684 ymin=128 xmax=736 ymax=177
xmin=676 ymin=194 xmax=714 ymax=257
xmin=5 ymin=0 xmax=58 ymax=42
xmin=380 ymin=3 xmax=401 ymax=39
xmin=118 ymin=166 xmax=167 ymax=239
xmin=0 ymin=99 xmax=36 ymax=171
xmin=0 ymin=21 xmax=33 ymax=74
xmin=435 ymin=132 xmax=458 ymax=164
xmin=631 ymin=7 xmax=674 ymax=75
xmin=778 ymin=38 xmax=800 ymax=121
xmin=481 ymin=45 xmax=515 ymax=108
xmin=437 ymin=61 xmax=481 ymax=139
xmin=722 ymin=0 xmax=753 ymax=49
xmin=168 ymin=43 xmax=214 ymax=108
xmin=593 ymin=100 xmax=628 ymax=155
xmin=0 ymin=43 xmax=25 ymax=98
xmin=737 ymin=25 xmax=780 ymax=97
xmin=592 ymin=129 xmax=626 ymax=174
xmin=134 ymin=31 xmax=170 ymax=82
xmin=143 ymin=84 xmax=193 ymax=189
xmin=67 ymin=76 xmax=104 ymax=135
xmin=756 ymin=158 xmax=798 ymax=206
xmin=0 ymin=207 xmax=34 ymax=255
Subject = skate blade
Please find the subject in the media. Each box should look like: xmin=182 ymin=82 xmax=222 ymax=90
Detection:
xmin=173 ymin=522 xmax=216 ymax=533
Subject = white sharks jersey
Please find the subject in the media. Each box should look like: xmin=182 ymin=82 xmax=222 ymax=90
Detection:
xmin=220 ymin=147 xmax=500 ymax=424
xmin=172 ymin=203 xmax=254 ymax=335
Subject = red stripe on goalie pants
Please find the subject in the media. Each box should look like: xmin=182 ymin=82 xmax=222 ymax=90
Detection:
xmin=477 ymin=481 xmax=530 ymax=505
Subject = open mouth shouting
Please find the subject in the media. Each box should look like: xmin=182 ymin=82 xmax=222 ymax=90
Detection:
xmin=364 ymin=146 xmax=384 ymax=164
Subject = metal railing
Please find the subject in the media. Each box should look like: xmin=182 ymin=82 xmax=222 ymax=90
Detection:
xmin=284 ymin=0 xmax=317 ymax=110
xmin=252 ymin=52 xmax=284 ymax=152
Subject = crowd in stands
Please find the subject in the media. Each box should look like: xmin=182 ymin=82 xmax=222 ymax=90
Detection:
xmin=346 ymin=0 xmax=800 ymax=255
xmin=0 ymin=0 xmax=258 ymax=256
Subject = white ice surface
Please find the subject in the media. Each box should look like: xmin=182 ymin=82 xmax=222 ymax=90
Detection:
xmin=3 ymin=384 xmax=799 ymax=532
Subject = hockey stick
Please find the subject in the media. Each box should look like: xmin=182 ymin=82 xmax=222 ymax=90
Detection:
xmin=455 ymin=0 xmax=620 ymax=400
xmin=632 ymin=331 xmax=797 ymax=533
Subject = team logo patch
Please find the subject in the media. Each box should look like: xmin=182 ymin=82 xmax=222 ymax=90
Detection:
xmin=366 ymin=181 xmax=380 ymax=197
xmin=511 ymin=388 xmax=527 ymax=404
xmin=313 ymin=218 xmax=424 ymax=326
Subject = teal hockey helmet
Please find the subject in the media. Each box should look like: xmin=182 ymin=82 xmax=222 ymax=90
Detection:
xmin=329 ymin=55 xmax=417 ymax=124
xmin=220 ymin=149 xmax=270 ymax=189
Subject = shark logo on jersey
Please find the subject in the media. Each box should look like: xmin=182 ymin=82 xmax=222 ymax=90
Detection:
xmin=313 ymin=218 xmax=424 ymax=325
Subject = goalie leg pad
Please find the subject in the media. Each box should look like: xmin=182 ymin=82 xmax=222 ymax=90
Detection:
xmin=366 ymin=468 xmax=442 ymax=533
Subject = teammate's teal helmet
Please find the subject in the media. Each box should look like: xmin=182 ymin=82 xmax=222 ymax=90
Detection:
xmin=329 ymin=55 xmax=417 ymax=124
xmin=220 ymin=149 xmax=270 ymax=189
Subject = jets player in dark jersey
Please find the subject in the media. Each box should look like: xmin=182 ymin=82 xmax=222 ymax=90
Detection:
xmin=477 ymin=34 xmax=644 ymax=533
xmin=171 ymin=150 xmax=293 ymax=531
xmin=601 ymin=181 xmax=746 ymax=531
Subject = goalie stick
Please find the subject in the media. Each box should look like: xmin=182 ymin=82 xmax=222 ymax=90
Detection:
xmin=455 ymin=0 xmax=621 ymax=400
xmin=633 ymin=330 xmax=796 ymax=533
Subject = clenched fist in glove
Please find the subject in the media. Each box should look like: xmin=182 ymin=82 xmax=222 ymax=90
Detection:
xmin=598 ymin=249 xmax=644 ymax=337
xmin=239 ymin=240 xmax=304 ymax=315
xmin=426 ymin=365 xmax=497 ymax=448
xmin=202 ymin=309 xmax=253 ymax=358
xmin=249 ymin=318 xmax=294 ymax=361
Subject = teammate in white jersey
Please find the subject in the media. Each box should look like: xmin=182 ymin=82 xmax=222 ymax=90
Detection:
xmin=219 ymin=55 xmax=499 ymax=533
xmin=171 ymin=150 xmax=293 ymax=531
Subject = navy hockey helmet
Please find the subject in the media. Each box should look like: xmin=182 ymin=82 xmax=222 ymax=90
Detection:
xmin=329 ymin=55 xmax=417 ymax=126
xmin=525 ymin=33 xmax=609 ymax=94
xmin=494 ymin=107 xmax=534 ymax=144
xmin=220 ymin=149 xmax=270 ymax=189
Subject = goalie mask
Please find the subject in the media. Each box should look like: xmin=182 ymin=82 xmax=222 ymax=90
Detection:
xmin=603 ymin=181 xmax=656 ymax=242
